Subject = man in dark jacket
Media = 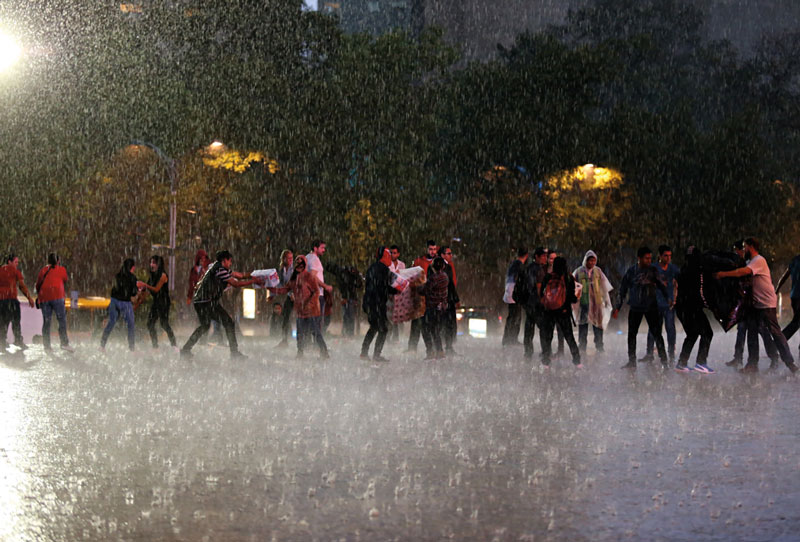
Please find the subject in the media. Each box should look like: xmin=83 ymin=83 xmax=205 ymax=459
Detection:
xmin=522 ymin=247 xmax=548 ymax=360
xmin=361 ymin=247 xmax=398 ymax=362
xmin=538 ymin=256 xmax=581 ymax=367
xmin=674 ymin=246 xmax=714 ymax=373
xmin=502 ymin=246 xmax=528 ymax=347
xmin=438 ymin=246 xmax=460 ymax=355
xmin=612 ymin=246 xmax=669 ymax=369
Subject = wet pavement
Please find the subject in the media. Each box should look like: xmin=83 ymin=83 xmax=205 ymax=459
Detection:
xmin=1 ymin=328 xmax=799 ymax=541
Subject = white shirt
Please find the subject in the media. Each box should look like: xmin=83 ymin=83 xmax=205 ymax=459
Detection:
xmin=389 ymin=259 xmax=406 ymax=273
xmin=747 ymin=254 xmax=777 ymax=309
xmin=305 ymin=252 xmax=324 ymax=296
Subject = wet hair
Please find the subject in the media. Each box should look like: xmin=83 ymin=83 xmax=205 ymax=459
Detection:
xmin=637 ymin=246 xmax=652 ymax=259
xmin=150 ymin=255 xmax=165 ymax=276
xmin=533 ymin=247 xmax=547 ymax=258
xmin=552 ymin=256 xmax=568 ymax=276
xmin=658 ymin=245 xmax=672 ymax=255
xmin=517 ymin=246 xmax=528 ymax=258
xmin=279 ymin=249 xmax=293 ymax=268
xmin=390 ymin=245 xmax=400 ymax=252
xmin=732 ymin=239 xmax=744 ymax=251
xmin=432 ymin=257 xmax=445 ymax=271
xmin=376 ymin=246 xmax=387 ymax=260
xmin=6 ymin=253 xmax=15 ymax=264
xmin=744 ymin=237 xmax=760 ymax=251
xmin=426 ymin=240 xmax=437 ymax=247
xmin=311 ymin=239 xmax=325 ymax=250
xmin=216 ymin=250 xmax=232 ymax=262
xmin=121 ymin=258 xmax=135 ymax=274
xmin=438 ymin=246 xmax=451 ymax=256
xmin=47 ymin=253 xmax=58 ymax=266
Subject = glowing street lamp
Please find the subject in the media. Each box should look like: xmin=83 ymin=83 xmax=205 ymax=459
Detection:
xmin=0 ymin=30 xmax=22 ymax=73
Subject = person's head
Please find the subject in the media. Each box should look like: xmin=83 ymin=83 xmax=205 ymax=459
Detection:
xmin=216 ymin=250 xmax=233 ymax=269
xmin=744 ymin=237 xmax=760 ymax=259
xmin=685 ymin=245 xmax=701 ymax=267
xmin=517 ymin=246 xmax=528 ymax=260
xmin=311 ymin=239 xmax=326 ymax=257
xmin=273 ymin=303 xmax=282 ymax=315
xmin=533 ymin=247 xmax=547 ymax=265
xmin=426 ymin=240 xmax=438 ymax=258
xmin=552 ymin=256 xmax=568 ymax=276
xmin=294 ymin=254 xmax=308 ymax=272
xmin=439 ymin=246 xmax=453 ymax=264
xmin=432 ymin=256 xmax=445 ymax=272
xmin=121 ymin=258 xmax=135 ymax=274
xmin=658 ymin=245 xmax=672 ymax=265
xmin=150 ymin=255 xmax=165 ymax=274
xmin=583 ymin=250 xmax=597 ymax=270
xmin=6 ymin=253 xmax=18 ymax=267
xmin=637 ymin=246 xmax=652 ymax=267
xmin=280 ymin=249 xmax=293 ymax=268
xmin=548 ymin=250 xmax=557 ymax=268
xmin=390 ymin=245 xmax=401 ymax=262
xmin=47 ymin=253 xmax=59 ymax=266
xmin=732 ymin=239 xmax=745 ymax=259
xmin=377 ymin=246 xmax=391 ymax=266
xmin=194 ymin=249 xmax=209 ymax=267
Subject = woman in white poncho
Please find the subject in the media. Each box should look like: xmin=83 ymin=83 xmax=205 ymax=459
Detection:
xmin=573 ymin=250 xmax=613 ymax=352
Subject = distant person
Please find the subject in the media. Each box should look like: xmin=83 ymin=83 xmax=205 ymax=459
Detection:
xmin=522 ymin=247 xmax=548 ymax=360
xmin=291 ymin=254 xmax=332 ymax=359
xmin=305 ymin=239 xmax=328 ymax=332
xmin=274 ymin=249 xmax=295 ymax=348
xmin=714 ymin=237 xmax=797 ymax=374
xmin=612 ymin=246 xmax=669 ymax=369
xmin=572 ymin=250 xmax=613 ymax=353
xmin=361 ymin=247 xmax=398 ymax=362
xmin=0 ymin=253 xmax=35 ymax=351
xmin=35 ymin=252 xmax=73 ymax=352
xmin=406 ymin=240 xmax=438 ymax=353
xmin=674 ymin=246 xmax=714 ymax=373
xmin=546 ymin=249 xmax=565 ymax=356
xmin=188 ymin=249 xmax=222 ymax=344
xmin=100 ymin=258 xmax=139 ymax=352
xmin=539 ymin=256 xmax=581 ymax=368
xmin=181 ymin=250 xmax=262 ymax=360
xmin=775 ymin=251 xmax=800 ymax=344
xmin=644 ymin=245 xmax=680 ymax=362
xmin=421 ymin=257 xmax=449 ymax=360
xmin=502 ymin=246 xmax=528 ymax=347
xmin=138 ymin=255 xmax=177 ymax=350
xmin=438 ymin=246 xmax=460 ymax=354
xmin=388 ymin=245 xmax=406 ymax=342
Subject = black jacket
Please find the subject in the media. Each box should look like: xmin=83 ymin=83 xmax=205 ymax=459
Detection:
xmin=110 ymin=270 xmax=138 ymax=302
xmin=362 ymin=261 xmax=396 ymax=315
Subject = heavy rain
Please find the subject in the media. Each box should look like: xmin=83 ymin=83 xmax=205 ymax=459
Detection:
xmin=1 ymin=0 xmax=800 ymax=540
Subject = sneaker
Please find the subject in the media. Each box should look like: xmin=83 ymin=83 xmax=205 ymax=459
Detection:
xmin=786 ymin=363 xmax=799 ymax=374
xmin=373 ymin=355 xmax=390 ymax=362
xmin=693 ymin=363 xmax=715 ymax=374
xmin=61 ymin=345 xmax=75 ymax=353
xmin=14 ymin=343 xmax=28 ymax=351
xmin=621 ymin=361 xmax=637 ymax=370
xmin=230 ymin=351 xmax=248 ymax=360
xmin=739 ymin=363 xmax=759 ymax=374
xmin=424 ymin=354 xmax=437 ymax=361
xmin=574 ymin=363 xmax=584 ymax=369
xmin=275 ymin=340 xmax=288 ymax=349
xmin=675 ymin=364 xmax=691 ymax=373
xmin=435 ymin=351 xmax=446 ymax=359
xmin=725 ymin=358 xmax=742 ymax=367
xmin=638 ymin=354 xmax=654 ymax=363
xmin=319 ymin=351 xmax=330 ymax=360
xmin=359 ymin=353 xmax=370 ymax=360
xmin=179 ymin=349 xmax=193 ymax=359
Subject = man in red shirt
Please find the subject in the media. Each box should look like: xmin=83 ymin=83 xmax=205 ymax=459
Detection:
xmin=0 ymin=253 xmax=35 ymax=351
xmin=406 ymin=240 xmax=438 ymax=352
xmin=35 ymin=253 xmax=73 ymax=352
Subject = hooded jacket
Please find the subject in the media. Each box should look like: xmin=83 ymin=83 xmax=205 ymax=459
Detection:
xmin=292 ymin=255 xmax=325 ymax=318
xmin=573 ymin=250 xmax=613 ymax=328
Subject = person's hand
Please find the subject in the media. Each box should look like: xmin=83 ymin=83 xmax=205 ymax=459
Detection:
xmin=186 ymin=298 xmax=192 ymax=305
xmin=611 ymin=308 xmax=619 ymax=319
xmin=136 ymin=281 xmax=146 ymax=289
xmin=28 ymin=297 xmax=35 ymax=308
xmin=713 ymin=272 xmax=723 ymax=280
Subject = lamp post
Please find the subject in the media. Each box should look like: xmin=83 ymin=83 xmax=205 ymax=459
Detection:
xmin=131 ymin=140 xmax=177 ymax=292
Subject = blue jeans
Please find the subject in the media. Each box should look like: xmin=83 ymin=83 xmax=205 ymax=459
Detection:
xmin=101 ymin=298 xmax=135 ymax=350
xmin=41 ymin=298 xmax=69 ymax=349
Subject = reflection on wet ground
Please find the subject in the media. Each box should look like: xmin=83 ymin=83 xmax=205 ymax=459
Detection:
xmin=1 ymin=331 xmax=799 ymax=541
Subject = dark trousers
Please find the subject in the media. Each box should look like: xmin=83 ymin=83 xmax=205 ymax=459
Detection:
xmin=523 ymin=309 xmax=539 ymax=358
xmin=734 ymin=313 xmax=777 ymax=362
xmin=746 ymin=308 xmax=793 ymax=367
xmin=342 ymin=299 xmax=358 ymax=337
xmin=298 ymin=316 xmax=327 ymax=355
xmin=421 ymin=308 xmax=444 ymax=355
xmin=539 ymin=311 xmax=580 ymax=365
xmin=183 ymin=301 xmax=238 ymax=354
xmin=280 ymin=297 xmax=294 ymax=341
xmin=677 ymin=307 xmax=712 ymax=365
xmin=361 ymin=310 xmax=388 ymax=357
xmin=442 ymin=307 xmax=456 ymax=351
xmin=502 ymin=303 xmax=522 ymax=345
xmin=148 ymin=304 xmax=177 ymax=348
xmin=408 ymin=316 xmax=423 ymax=351
xmin=647 ymin=306 xmax=676 ymax=358
xmin=781 ymin=296 xmax=800 ymax=341
xmin=577 ymin=303 xmax=604 ymax=351
xmin=628 ymin=308 xmax=666 ymax=362
xmin=0 ymin=299 xmax=23 ymax=347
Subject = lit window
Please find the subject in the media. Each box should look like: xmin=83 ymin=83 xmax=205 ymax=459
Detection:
xmin=242 ymin=289 xmax=256 ymax=320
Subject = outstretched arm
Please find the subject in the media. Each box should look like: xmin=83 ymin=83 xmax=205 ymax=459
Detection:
xmin=776 ymin=268 xmax=790 ymax=293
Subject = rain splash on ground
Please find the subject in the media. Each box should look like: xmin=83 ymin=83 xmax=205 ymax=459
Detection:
xmin=1 ymin=327 xmax=799 ymax=541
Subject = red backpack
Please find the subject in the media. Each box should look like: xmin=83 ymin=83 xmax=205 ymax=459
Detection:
xmin=542 ymin=275 xmax=566 ymax=311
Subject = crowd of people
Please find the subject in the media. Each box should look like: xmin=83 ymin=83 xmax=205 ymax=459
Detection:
xmin=1 ymin=236 xmax=798 ymax=375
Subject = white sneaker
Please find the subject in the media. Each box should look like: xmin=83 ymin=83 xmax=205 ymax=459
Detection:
xmin=61 ymin=345 xmax=75 ymax=353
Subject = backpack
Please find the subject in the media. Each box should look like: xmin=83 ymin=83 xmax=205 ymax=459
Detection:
xmin=542 ymin=275 xmax=566 ymax=311
xmin=511 ymin=264 xmax=529 ymax=305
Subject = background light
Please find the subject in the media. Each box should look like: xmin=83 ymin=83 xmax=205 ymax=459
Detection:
xmin=242 ymin=288 xmax=256 ymax=319
xmin=0 ymin=31 xmax=22 ymax=73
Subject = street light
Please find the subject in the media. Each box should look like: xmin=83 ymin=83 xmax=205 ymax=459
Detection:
xmin=0 ymin=30 xmax=22 ymax=73
xmin=130 ymin=140 xmax=177 ymax=292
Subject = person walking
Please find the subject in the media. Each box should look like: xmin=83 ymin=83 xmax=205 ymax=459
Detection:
xmin=0 ymin=253 xmax=35 ymax=351
xmin=775 ymin=251 xmax=800 ymax=343
xmin=572 ymin=250 xmax=613 ymax=353
xmin=674 ymin=246 xmax=714 ymax=373
xmin=291 ymin=254 xmax=333 ymax=359
xmin=522 ymin=247 xmax=548 ymax=360
xmin=388 ymin=245 xmax=406 ymax=342
xmin=35 ymin=253 xmax=73 ymax=352
xmin=439 ymin=246 xmax=460 ymax=355
xmin=644 ymin=245 xmax=680 ymax=362
xmin=139 ymin=255 xmax=177 ymax=349
xmin=100 ymin=258 xmax=139 ymax=352
xmin=305 ymin=240 xmax=328 ymax=333
xmin=421 ymin=256 xmax=449 ymax=360
xmin=361 ymin=247 xmax=398 ymax=362
xmin=714 ymin=238 xmax=797 ymax=374
xmin=612 ymin=246 xmax=669 ymax=369
xmin=274 ymin=249 xmax=295 ymax=348
xmin=181 ymin=250 xmax=262 ymax=360
xmin=406 ymin=240 xmax=438 ymax=352
xmin=502 ymin=246 xmax=528 ymax=347
xmin=539 ymin=256 xmax=581 ymax=368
